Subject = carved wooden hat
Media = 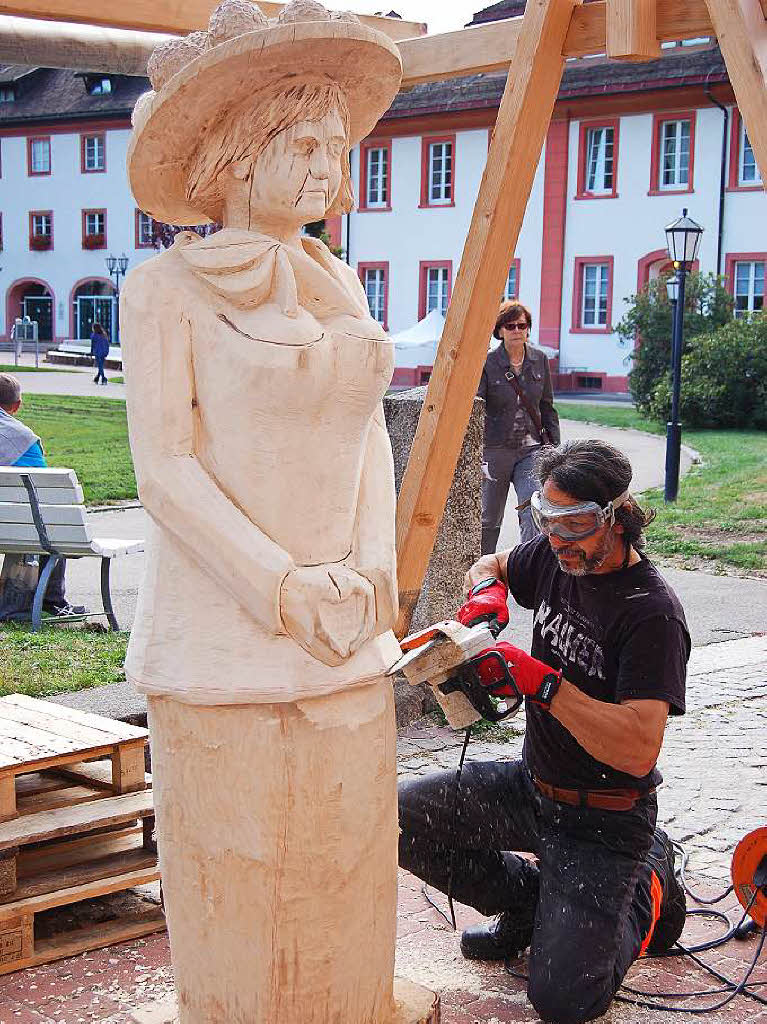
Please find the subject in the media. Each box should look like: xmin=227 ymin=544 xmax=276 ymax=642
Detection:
xmin=128 ymin=0 xmax=402 ymax=226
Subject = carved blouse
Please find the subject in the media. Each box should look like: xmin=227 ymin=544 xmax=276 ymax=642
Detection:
xmin=120 ymin=229 xmax=400 ymax=704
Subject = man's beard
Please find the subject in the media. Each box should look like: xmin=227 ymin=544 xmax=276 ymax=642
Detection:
xmin=555 ymin=532 xmax=615 ymax=576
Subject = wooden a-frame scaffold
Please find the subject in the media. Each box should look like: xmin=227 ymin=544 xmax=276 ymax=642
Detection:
xmin=1 ymin=0 xmax=765 ymax=636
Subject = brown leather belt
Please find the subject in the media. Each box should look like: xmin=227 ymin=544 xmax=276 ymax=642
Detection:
xmin=532 ymin=775 xmax=653 ymax=812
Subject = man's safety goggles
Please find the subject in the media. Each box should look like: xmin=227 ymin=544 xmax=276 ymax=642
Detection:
xmin=530 ymin=488 xmax=630 ymax=541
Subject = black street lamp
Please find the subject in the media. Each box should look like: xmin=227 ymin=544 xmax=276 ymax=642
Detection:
xmin=105 ymin=253 xmax=129 ymax=343
xmin=663 ymin=209 xmax=703 ymax=503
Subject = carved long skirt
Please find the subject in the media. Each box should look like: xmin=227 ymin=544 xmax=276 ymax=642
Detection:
xmin=148 ymin=678 xmax=398 ymax=1024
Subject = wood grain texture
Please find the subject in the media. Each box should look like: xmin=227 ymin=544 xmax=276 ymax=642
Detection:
xmin=129 ymin=978 xmax=440 ymax=1024
xmin=148 ymin=686 xmax=399 ymax=1024
xmin=0 ymin=1 xmax=425 ymax=39
xmin=0 ymin=1 xmax=715 ymax=81
xmin=0 ymin=695 xmax=147 ymax=744
xmin=0 ymin=789 xmax=154 ymax=852
xmin=606 ymin=0 xmax=660 ymax=60
xmin=0 ymin=777 xmax=15 ymax=824
xmin=395 ymin=0 xmax=581 ymax=637
xmin=704 ymin=0 xmax=767 ymax=185
xmin=398 ymin=0 xmax=713 ymax=86
xmin=0 ymin=863 xmax=160 ymax=920
xmin=0 ymin=904 xmax=164 ymax=975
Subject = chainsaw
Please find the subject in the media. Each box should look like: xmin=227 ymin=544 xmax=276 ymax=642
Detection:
xmin=387 ymin=578 xmax=523 ymax=729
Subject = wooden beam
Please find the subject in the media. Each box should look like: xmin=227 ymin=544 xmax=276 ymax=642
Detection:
xmin=0 ymin=1 xmax=717 ymax=82
xmin=0 ymin=1 xmax=426 ymax=40
xmin=704 ymin=0 xmax=767 ymax=185
xmin=394 ymin=0 xmax=582 ymax=637
xmin=606 ymin=0 xmax=660 ymax=61
xmin=398 ymin=1 xmax=714 ymax=88
xmin=0 ymin=16 xmax=165 ymax=74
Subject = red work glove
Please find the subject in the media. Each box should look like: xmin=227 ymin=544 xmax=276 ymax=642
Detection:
xmin=475 ymin=642 xmax=562 ymax=709
xmin=456 ymin=578 xmax=509 ymax=635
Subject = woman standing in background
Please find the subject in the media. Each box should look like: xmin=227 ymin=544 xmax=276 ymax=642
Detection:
xmin=478 ymin=299 xmax=560 ymax=554
xmin=90 ymin=321 xmax=110 ymax=385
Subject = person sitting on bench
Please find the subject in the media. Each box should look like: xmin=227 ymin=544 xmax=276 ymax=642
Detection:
xmin=0 ymin=372 xmax=87 ymax=618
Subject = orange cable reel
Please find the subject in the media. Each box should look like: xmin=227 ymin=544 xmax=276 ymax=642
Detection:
xmin=731 ymin=826 xmax=767 ymax=928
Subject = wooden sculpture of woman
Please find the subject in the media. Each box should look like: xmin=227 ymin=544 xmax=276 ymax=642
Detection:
xmin=122 ymin=3 xmax=434 ymax=1022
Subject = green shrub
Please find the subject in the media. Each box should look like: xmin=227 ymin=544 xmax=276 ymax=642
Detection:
xmin=617 ymin=273 xmax=733 ymax=414
xmin=649 ymin=313 xmax=767 ymax=428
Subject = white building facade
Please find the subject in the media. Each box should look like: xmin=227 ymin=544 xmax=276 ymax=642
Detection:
xmin=0 ymin=68 xmax=154 ymax=346
xmin=0 ymin=22 xmax=765 ymax=393
xmin=342 ymin=29 xmax=766 ymax=391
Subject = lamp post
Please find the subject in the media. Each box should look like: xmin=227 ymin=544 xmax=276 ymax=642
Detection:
xmin=663 ymin=209 xmax=703 ymax=502
xmin=105 ymin=252 xmax=129 ymax=344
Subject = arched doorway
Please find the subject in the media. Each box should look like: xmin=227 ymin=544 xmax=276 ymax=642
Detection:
xmin=71 ymin=278 xmax=116 ymax=341
xmin=636 ymin=249 xmax=674 ymax=292
xmin=6 ymin=279 xmax=54 ymax=341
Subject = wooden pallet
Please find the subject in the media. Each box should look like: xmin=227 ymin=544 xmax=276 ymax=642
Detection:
xmin=0 ymin=786 xmax=162 ymax=973
xmin=0 ymin=695 xmax=164 ymax=973
xmin=0 ymin=694 xmax=150 ymax=823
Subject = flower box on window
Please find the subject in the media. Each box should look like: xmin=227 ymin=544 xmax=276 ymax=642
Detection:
xmin=30 ymin=234 xmax=52 ymax=251
xmin=83 ymin=233 xmax=105 ymax=250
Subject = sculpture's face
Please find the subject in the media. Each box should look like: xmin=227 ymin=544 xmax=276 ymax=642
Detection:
xmin=250 ymin=108 xmax=346 ymax=225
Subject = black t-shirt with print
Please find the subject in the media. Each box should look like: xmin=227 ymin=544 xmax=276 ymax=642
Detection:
xmin=506 ymin=535 xmax=689 ymax=793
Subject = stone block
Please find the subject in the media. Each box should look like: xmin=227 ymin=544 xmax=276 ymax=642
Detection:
xmin=384 ymin=388 xmax=484 ymax=724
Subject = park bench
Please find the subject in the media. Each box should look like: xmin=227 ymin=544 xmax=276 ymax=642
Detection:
xmin=0 ymin=466 xmax=143 ymax=631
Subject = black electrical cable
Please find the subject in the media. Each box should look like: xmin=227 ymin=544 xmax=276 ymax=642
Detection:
xmin=673 ymin=840 xmax=734 ymax=905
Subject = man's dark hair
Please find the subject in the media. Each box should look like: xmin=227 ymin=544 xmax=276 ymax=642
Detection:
xmin=535 ymin=439 xmax=656 ymax=550
xmin=0 ymin=373 xmax=21 ymax=411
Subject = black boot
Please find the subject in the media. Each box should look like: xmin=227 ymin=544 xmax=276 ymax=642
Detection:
xmin=645 ymin=829 xmax=686 ymax=955
xmin=461 ymin=909 xmax=534 ymax=961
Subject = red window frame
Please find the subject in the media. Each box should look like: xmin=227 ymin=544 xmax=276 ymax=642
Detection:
xmin=419 ymin=134 xmax=456 ymax=209
xmin=82 ymin=208 xmax=107 ymax=249
xmin=80 ymin=131 xmax=106 ymax=174
xmin=724 ymin=251 xmax=767 ymax=315
xmin=358 ymin=139 xmax=392 ymax=212
xmin=357 ymin=261 xmax=389 ymax=330
xmin=135 ymin=209 xmax=155 ymax=249
xmin=571 ymin=256 xmax=614 ymax=335
xmin=418 ymin=260 xmax=452 ymax=320
xmin=503 ymin=259 xmax=521 ymax=300
xmin=29 ymin=210 xmax=54 ymax=250
xmin=648 ymin=111 xmax=696 ymax=196
xmin=576 ymin=118 xmax=620 ymax=199
xmin=727 ymin=109 xmax=763 ymax=192
xmin=27 ymin=135 xmax=51 ymax=176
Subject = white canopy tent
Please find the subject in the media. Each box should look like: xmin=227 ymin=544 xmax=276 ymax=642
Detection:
xmin=391 ymin=309 xmax=559 ymax=370
xmin=390 ymin=308 xmax=445 ymax=369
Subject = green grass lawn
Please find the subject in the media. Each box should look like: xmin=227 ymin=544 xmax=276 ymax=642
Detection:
xmin=0 ymin=363 xmax=76 ymax=373
xmin=0 ymin=625 xmax=128 ymax=697
xmin=557 ymin=402 xmax=767 ymax=574
xmin=17 ymin=395 xmax=136 ymax=505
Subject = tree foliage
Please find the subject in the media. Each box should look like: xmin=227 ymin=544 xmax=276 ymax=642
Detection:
xmin=617 ymin=272 xmax=733 ymax=413
xmin=649 ymin=312 xmax=767 ymax=428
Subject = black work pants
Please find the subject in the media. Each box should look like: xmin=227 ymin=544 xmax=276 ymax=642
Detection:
xmin=399 ymin=760 xmax=658 ymax=1024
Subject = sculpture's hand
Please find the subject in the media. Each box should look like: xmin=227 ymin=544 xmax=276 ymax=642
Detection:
xmin=280 ymin=565 xmax=377 ymax=667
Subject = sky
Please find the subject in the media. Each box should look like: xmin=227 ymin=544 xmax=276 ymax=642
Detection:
xmin=321 ymin=2 xmax=483 ymax=36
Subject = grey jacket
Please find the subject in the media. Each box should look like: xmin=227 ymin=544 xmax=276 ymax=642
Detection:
xmin=0 ymin=408 xmax=39 ymax=465
xmin=478 ymin=343 xmax=560 ymax=450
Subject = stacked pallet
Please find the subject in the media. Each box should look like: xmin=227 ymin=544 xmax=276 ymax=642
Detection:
xmin=0 ymin=693 xmax=164 ymax=974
